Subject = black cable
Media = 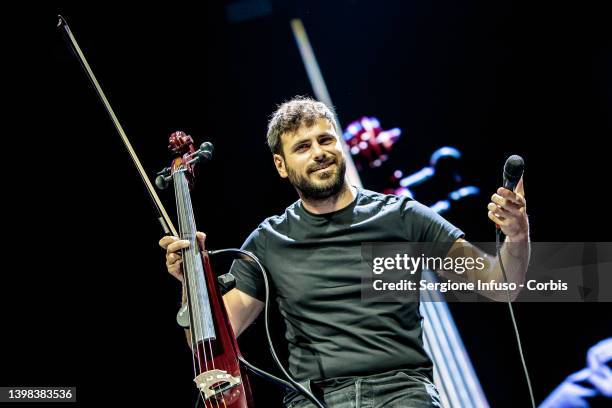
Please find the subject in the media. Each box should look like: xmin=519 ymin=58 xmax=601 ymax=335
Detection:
xmin=194 ymin=389 xmax=203 ymax=408
xmin=208 ymin=249 xmax=327 ymax=408
xmin=496 ymin=229 xmax=536 ymax=408
xmin=238 ymin=356 xmax=296 ymax=391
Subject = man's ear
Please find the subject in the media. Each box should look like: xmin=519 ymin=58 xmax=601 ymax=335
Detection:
xmin=273 ymin=153 xmax=288 ymax=178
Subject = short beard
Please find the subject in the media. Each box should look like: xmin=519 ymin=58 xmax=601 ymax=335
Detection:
xmin=286 ymin=158 xmax=347 ymax=200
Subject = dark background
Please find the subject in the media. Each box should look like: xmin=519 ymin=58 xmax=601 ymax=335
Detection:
xmin=3 ymin=1 xmax=611 ymax=407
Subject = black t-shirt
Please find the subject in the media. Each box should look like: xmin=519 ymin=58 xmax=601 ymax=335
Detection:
xmin=230 ymin=187 xmax=464 ymax=382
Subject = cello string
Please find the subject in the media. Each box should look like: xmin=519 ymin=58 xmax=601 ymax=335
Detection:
xmin=182 ymin=173 xmax=225 ymax=408
xmin=175 ymin=170 xmax=213 ymax=408
xmin=178 ymin=172 xmax=213 ymax=408
xmin=190 ymin=203 xmax=227 ymax=408
xmin=173 ymin=170 xmax=201 ymax=380
xmin=177 ymin=170 xmax=217 ymax=408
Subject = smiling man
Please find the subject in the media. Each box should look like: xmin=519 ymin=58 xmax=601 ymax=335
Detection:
xmin=270 ymin=100 xmax=351 ymax=211
xmin=160 ymin=96 xmax=530 ymax=407
xmin=276 ymin=117 xmax=346 ymax=201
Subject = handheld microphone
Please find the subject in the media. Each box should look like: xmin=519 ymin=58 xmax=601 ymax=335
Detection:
xmin=496 ymin=153 xmax=535 ymax=408
xmin=496 ymin=155 xmax=524 ymax=231
xmin=503 ymin=154 xmax=524 ymax=191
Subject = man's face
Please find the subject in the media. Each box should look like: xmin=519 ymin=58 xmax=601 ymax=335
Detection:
xmin=274 ymin=118 xmax=347 ymax=200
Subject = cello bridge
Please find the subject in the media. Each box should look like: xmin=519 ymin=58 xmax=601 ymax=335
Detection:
xmin=194 ymin=369 xmax=241 ymax=400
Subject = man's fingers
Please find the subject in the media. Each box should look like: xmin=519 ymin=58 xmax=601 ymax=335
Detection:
xmin=490 ymin=195 xmax=522 ymax=216
xmin=167 ymin=239 xmax=191 ymax=254
xmin=160 ymin=233 xmax=205 ymax=283
xmin=515 ymin=176 xmax=525 ymax=198
xmin=491 ymin=193 xmax=521 ymax=209
xmin=487 ymin=202 xmax=512 ymax=218
xmin=160 ymin=235 xmax=191 ymax=283
xmin=162 ymin=234 xmax=205 ymax=253
xmin=488 ymin=210 xmax=506 ymax=226
xmin=159 ymin=235 xmax=178 ymax=249
xmin=167 ymin=252 xmax=182 ymax=265
xmin=196 ymin=231 xmax=207 ymax=250
xmin=496 ymin=188 xmax=526 ymax=207
xmin=167 ymin=257 xmax=182 ymax=269
xmin=168 ymin=260 xmax=184 ymax=282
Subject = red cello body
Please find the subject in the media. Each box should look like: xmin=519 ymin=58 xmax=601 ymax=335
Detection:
xmin=191 ymin=251 xmax=254 ymax=407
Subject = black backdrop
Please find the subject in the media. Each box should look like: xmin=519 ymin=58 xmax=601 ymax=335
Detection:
xmin=3 ymin=1 xmax=611 ymax=407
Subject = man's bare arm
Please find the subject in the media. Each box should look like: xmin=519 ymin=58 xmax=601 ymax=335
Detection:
xmin=438 ymin=176 xmax=530 ymax=301
xmin=182 ymin=288 xmax=264 ymax=348
xmin=442 ymin=237 xmax=530 ymax=301
xmin=223 ymin=288 xmax=265 ymax=337
xmin=160 ymin=232 xmax=264 ymax=348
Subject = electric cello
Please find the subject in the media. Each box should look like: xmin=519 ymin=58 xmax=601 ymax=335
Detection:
xmin=57 ymin=15 xmax=253 ymax=407
xmin=156 ymin=131 xmax=254 ymax=407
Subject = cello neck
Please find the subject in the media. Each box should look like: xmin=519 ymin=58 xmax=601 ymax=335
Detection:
xmin=173 ymin=169 xmax=216 ymax=343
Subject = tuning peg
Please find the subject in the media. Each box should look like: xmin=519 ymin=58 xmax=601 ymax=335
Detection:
xmin=187 ymin=141 xmax=215 ymax=165
xmin=198 ymin=142 xmax=214 ymax=160
xmin=155 ymin=167 xmax=171 ymax=190
xmin=155 ymin=174 xmax=170 ymax=190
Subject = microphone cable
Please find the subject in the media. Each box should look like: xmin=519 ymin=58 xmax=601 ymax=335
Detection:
xmin=495 ymin=228 xmax=536 ymax=408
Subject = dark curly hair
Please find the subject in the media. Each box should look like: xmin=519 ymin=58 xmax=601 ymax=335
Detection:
xmin=266 ymin=96 xmax=337 ymax=156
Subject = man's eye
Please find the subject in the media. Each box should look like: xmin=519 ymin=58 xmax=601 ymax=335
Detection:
xmin=296 ymin=144 xmax=308 ymax=151
xmin=321 ymin=137 xmax=334 ymax=144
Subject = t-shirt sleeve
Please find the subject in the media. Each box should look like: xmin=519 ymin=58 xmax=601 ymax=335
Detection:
xmin=401 ymin=199 xmax=465 ymax=258
xmin=229 ymin=224 xmax=267 ymax=301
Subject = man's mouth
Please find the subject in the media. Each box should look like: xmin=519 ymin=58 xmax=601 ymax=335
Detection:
xmin=310 ymin=162 xmax=335 ymax=173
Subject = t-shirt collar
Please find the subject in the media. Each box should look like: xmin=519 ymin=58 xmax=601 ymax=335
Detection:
xmin=296 ymin=186 xmax=361 ymax=222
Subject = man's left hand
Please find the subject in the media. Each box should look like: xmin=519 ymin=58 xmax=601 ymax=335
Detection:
xmin=488 ymin=176 xmax=529 ymax=241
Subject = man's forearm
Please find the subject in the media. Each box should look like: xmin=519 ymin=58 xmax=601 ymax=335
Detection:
xmin=488 ymin=234 xmax=530 ymax=300
xmin=179 ymin=286 xmax=264 ymax=349
xmin=442 ymin=237 xmax=530 ymax=301
xmin=500 ymin=234 xmax=530 ymax=282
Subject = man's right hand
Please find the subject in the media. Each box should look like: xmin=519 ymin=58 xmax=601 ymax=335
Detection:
xmin=159 ymin=232 xmax=207 ymax=282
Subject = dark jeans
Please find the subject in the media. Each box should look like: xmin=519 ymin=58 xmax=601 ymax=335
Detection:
xmin=284 ymin=369 xmax=442 ymax=408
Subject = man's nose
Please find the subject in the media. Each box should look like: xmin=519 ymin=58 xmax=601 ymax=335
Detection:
xmin=311 ymin=142 xmax=326 ymax=160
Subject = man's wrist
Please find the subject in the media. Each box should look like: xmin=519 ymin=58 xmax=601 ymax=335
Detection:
xmin=506 ymin=231 xmax=529 ymax=243
xmin=506 ymin=233 xmax=529 ymax=243
xmin=502 ymin=231 xmax=530 ymax=261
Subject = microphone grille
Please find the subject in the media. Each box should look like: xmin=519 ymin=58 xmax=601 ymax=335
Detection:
xmin=504 ymin=154 xmax=524 ymax=180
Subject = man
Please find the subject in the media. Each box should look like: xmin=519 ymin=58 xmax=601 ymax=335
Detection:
xmin=160 ymin=97 xmax=530 ymax=407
